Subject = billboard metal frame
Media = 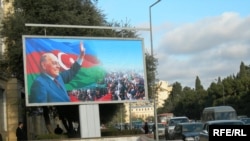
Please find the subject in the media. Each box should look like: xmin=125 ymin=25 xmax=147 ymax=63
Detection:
xmin=25 ymin=23 xmax=150 ymax=31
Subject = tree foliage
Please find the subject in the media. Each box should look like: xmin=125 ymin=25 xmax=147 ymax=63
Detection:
xmin=0 ymin=0 xmax=138 ymax=81
xmin=0 ymin=0 xmax=143 ymax=136
xmin=159 ymin=61 xmax=250 ymax=120
xmin=145 ymin=52 xmax=158 ymax=99
xmin=195 ymin=76 xmax=203 ymax=91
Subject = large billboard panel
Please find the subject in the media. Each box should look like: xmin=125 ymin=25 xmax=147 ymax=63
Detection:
xmin=23 ymin=36 xmax=148 ymax=106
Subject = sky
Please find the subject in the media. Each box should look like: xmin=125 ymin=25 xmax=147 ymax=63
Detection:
xmin=97 ymin=0 xmax=250 ymax=89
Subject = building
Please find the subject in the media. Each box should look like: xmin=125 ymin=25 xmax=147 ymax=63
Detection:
xmin=124 ymin=80 xmax=172 ymax=122
xmin=0 ymin=77 xmax=26 ymax=141
xmin=157 ymin=80 xmax=173 ymax=108
xmin=0 ymin=1 xmax=26 ymax=141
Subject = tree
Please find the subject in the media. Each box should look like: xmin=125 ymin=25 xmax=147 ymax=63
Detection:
xmin=160 ymin=62 xmax=250 ymax=120
xmin=170 ymin=82 xmax=182 ymax=101
xmin=1 ymin=0 xmax=117 ymax=81
xmin=195 ymin=76 xmax=204 ymax=91
xmin=159 ymin=82 xmax=182 ymax=113
xmin=0 ymin=0 xmax=139 ymax=137
xmin=145 ymin=52 xmax=158 ymax=99
xmin=238 ymin=62 xmax=247 ymax=79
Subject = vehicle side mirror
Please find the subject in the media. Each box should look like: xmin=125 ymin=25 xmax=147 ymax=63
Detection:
xmin=202 ymin=130 xmax=208 ymax=134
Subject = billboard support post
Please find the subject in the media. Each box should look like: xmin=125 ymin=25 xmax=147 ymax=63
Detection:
xmin=79 ymin=105 xmax=100 ymax=138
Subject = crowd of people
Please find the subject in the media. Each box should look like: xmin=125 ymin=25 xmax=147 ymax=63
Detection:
xmin=67 ymin=71 xmax=146 ymax=102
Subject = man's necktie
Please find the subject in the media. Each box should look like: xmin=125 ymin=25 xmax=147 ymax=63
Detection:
xmin=54 ymin=78 xmax=61 ymax=88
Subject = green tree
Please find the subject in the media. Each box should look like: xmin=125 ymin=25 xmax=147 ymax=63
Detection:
xmin=170 ymin=82 xmax=182 ymax=102
xmin=145 ymin=52 xmax=158 ymax=99
xmin=159 ymin=62 xmax=250 ymax=120
xmin=159 ymin=82 xmax=182 ymax=113
xmin=238 ymin=62 xmax=247 ymax=79
xmin=0 ymin=0 xmax=121 ymax=81
xmin=195 ymin=76 xmax=204 ymax=91
xmin=0 ymin=0 xmax=139 ymax=136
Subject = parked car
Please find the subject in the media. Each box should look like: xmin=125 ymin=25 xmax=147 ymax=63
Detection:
xmin=157 ymin=123 xmax=165 ymax=138
xmin=199 ymin=120 xmax=245 ymax=141
xmin=149 ymin=123 xmax=165 ymax=138
xmin=165 ymin=116 xmax=189 ymax=140
xmin=237 ymin=115 xmax=248 ymax=119
xmin=148 ymin=122 xmax=154 ymax=133
xmin=172 ymin=122 xmax=203 ymax=141
xmin=239 ymin=117 xmax=250 ymax=125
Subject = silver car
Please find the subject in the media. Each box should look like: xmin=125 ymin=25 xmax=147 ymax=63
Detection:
xmin=157 ymin=123 xmax=165 ymax=137
xmin=164 ymin=116 xmax=189 ymax=140
xmin=199 ymin=120 xmax=245 ymax=141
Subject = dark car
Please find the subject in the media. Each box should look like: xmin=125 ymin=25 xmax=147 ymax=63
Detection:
xmin=157 ymin=123 xmax=165 ymax=137
xmin=199 ymin=120 xmax=245 ymax=141
xmin=165 ymin=116 xmax=189 ymax=140
xmin=148 ymin=122 xmax=154 ymax=133
xmin=172 ymin=122 xmax=203 ymax=141
xmin=239 ymin=117 xmax=250 ymax=125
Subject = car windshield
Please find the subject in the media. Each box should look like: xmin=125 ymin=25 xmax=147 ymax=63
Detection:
xmin=182 ymin=123 xmax=203 ymax=132
xmin=213 ymin=121 xmax=244 ymax=125
xmin=158 ymin=124 xmax=165 ymax=128
xmin=169 ymin=118 xmax=189 ymax=126
xmin=214 ymin=111 xmax=237 ymax=120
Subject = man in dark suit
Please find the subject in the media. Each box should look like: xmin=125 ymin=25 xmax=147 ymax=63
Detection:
xmin=54 ymin=124 xmax=63 ymax=135
xmin=29 ymin=41 xmax=85 ymax=103
xmin=16 ymin=122 xmax=26 ymax=141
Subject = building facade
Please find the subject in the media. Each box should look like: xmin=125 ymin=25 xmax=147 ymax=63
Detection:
xmin=124 ymin=80 xmax=172 ymax=122
xmin=0 ymin=77 xmax=26 ymax=141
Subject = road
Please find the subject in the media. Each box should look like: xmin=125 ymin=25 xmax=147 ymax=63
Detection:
xmin=140 ymin=134 xmax=181 ymax=141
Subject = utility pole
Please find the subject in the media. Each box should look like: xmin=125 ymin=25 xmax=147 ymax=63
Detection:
xmin=149 ymin=0 xmax=161 ymax=140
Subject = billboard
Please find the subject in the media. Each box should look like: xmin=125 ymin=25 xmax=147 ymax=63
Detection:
xmin=23 ymin=35 xmax=148 ymax=106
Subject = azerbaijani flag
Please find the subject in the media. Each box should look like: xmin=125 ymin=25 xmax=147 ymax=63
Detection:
xmin=25 ymin=37 xmax=107 ymax=96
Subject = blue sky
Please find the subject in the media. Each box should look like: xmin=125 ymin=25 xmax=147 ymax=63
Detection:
xmin=97 ymin=0 xmax=250 ymax=89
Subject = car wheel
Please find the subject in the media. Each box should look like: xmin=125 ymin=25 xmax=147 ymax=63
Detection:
xmin=165 ymin=134 xmax=168 ymax=140
xmin=169 ymin=135 xmax=173 ymax=140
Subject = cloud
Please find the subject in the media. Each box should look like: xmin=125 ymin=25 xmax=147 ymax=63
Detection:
xmin=154 ymin=12 xmax=250 ymax=89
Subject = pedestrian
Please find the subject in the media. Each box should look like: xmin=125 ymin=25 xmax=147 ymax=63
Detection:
xmin=16 ymin=122 xmax=26 ymax=141
xmin=152 ymin=123 xmax=156 ymax=139
xmin=143 ymin=122 xmax=149 ymax=134
xmin=54 ymin=124 xmax=63 ymax=135
xmin=0 ymin=133 xmax=3 ymax=141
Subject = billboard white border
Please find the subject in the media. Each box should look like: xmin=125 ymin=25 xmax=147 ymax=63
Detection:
xmin=23 ymin=35 xmax=149 ymax=107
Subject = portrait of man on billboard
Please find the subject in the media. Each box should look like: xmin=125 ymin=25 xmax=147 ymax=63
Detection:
xmin=23 ymin=36 xmax=147 ymax=106
xmin=29 ymin=41 xmax=85 ymax=103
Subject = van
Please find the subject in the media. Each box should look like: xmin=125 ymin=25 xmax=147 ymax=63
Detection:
xmin=201 ymin=106 xmax=237 ymax=123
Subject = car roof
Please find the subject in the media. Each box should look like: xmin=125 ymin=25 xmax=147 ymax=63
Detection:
xmin=178 ymin=122 xmax=203 ymax=125
xmin=205 ymin=120 xmax=244 ymax=125
xmin=203 ymin=106 xmax=235 ymax=112
xmin=170 ymin=116 xmax=189 ymax=119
